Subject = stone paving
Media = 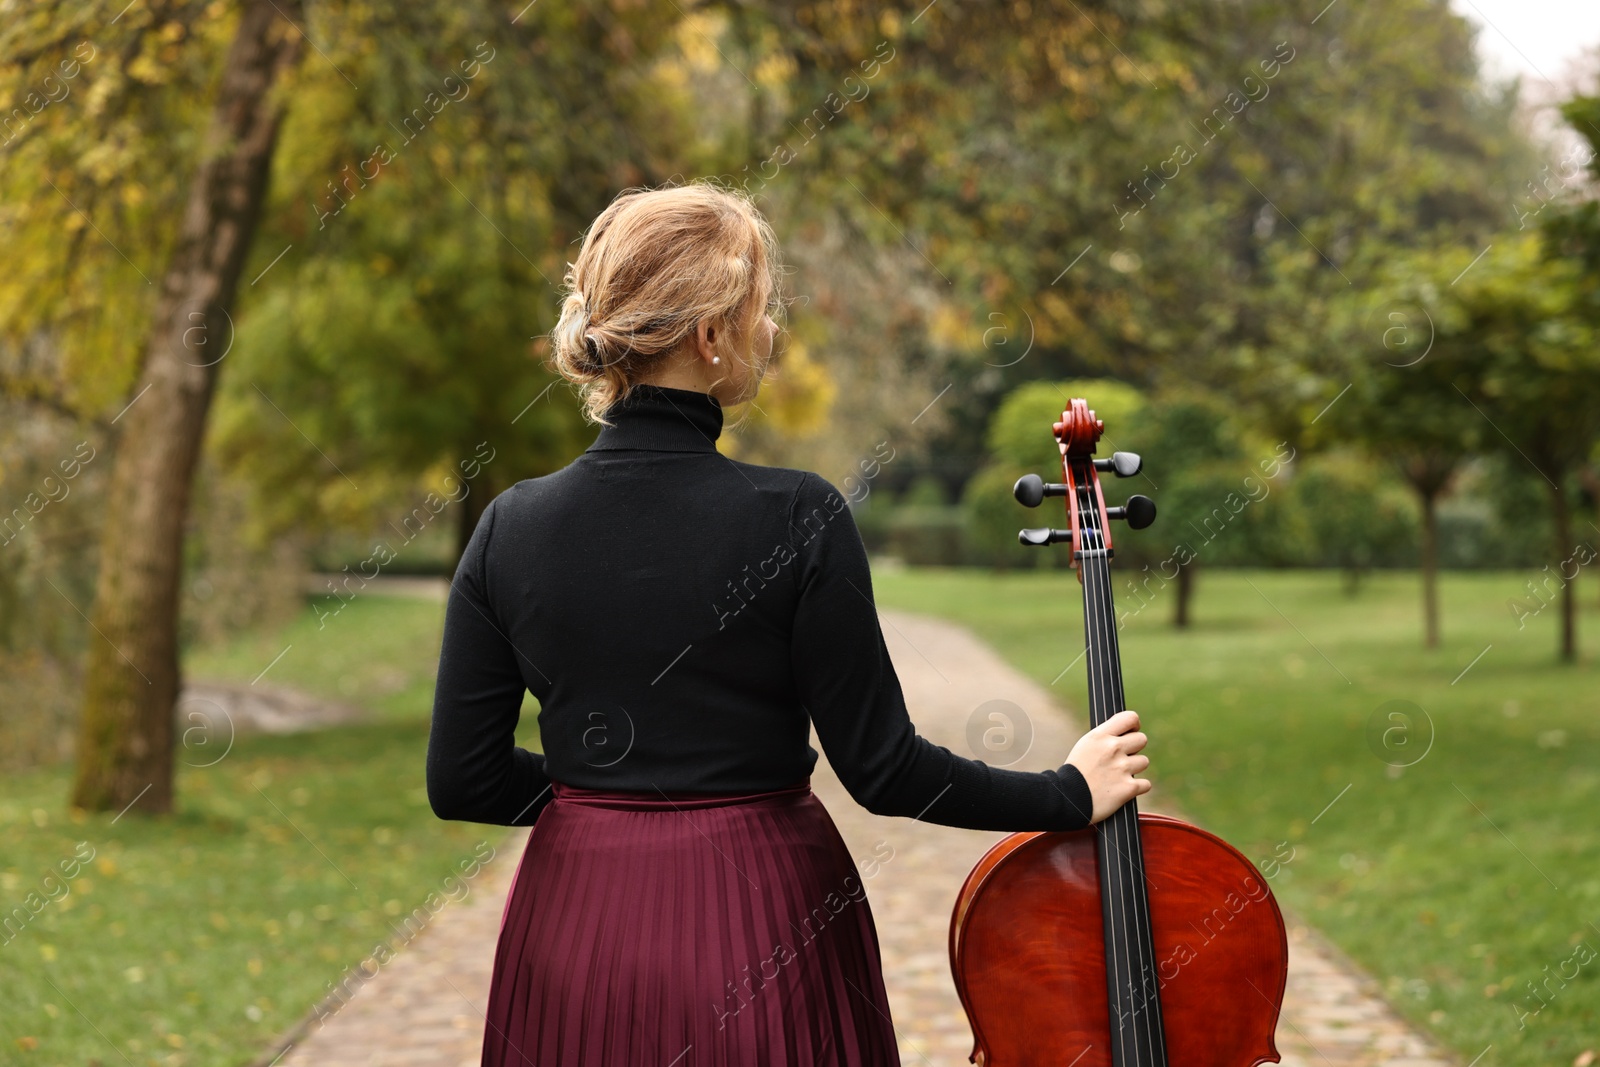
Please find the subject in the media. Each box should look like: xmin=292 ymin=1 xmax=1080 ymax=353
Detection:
xmin=261 ymin=610 xmax=1459 ymax=1067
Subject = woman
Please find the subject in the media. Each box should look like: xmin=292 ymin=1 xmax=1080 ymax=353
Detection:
xmin=426 ymin=180 xmax=1152 ymax=1067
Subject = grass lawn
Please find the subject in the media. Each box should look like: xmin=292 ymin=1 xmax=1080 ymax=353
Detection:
xmin=0 ymin=594 xmax=530 ymax=1067
xmin=183 ymin=593 xmax=454 ymax=721
xmin=873 ymin=566 xmax=1600 ymax=1067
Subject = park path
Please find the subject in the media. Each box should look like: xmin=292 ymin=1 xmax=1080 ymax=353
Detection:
xmin=263 ymin=610 xmax=1457 ymax=1067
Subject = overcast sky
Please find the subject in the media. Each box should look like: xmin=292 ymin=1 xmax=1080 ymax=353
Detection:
xmin=1452 ymin=0 xmax=1600 ymax=92
xmin=1448 ymin=0 xmax=1599 ymax=157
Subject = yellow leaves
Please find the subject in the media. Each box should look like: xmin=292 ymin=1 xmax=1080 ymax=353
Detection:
xmin=676 ymin=14 xmax=726 ymax=73
xmin=82 ymin=71 xmax=116 ymax=118
xmin=752 ymin=52 xmax=795 ymax=89
xmin=750 ymin=339 xmax=835 ymax=437
xmin=126 ymin=52 xmax=173 ymax=86
xmin=1034 ymin=289 xmax=1081 ymax=348
xmin=927 ymin=301 xmax=983 ymax=350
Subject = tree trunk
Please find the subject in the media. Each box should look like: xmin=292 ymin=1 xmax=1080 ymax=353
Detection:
xmin=1342 ymin=563 xmax=1362 ymax=597
xmin=1550 ymin=478 xmax=1576 ymax=663
xmin=70 ymin=1 xmax=304 ymax=814
xmin=1173 ymin=561 xmax=1195 ymax=628
xmin=1419 ymin=490 xmax=1440 ymax=649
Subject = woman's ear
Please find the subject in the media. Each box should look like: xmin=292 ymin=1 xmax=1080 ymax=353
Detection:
xmin=694 ymin=319 xmax=719 ymax=364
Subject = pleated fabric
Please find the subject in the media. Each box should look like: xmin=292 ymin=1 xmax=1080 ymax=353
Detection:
xmin=481 ymin=778 xmax=902 ymax=1067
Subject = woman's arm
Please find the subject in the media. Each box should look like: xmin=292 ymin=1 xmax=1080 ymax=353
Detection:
xmin=426 ymin=495 xmax=556 ymax=826
xmin=788 ymin=472 xmax=1101 ymax=833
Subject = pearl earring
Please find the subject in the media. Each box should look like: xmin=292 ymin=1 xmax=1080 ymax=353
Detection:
xmin=712 ymin=356 xmax=720 ymax=364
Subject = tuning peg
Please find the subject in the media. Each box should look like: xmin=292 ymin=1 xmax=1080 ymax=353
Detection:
xmin=1106 ymin=495 xmax=1157 ymax=529
xmin=1093 ymin=451 xmax=1142 ymax=477
xmin=1018 ymin=527 xmax=1072 ymax=546
xmin=1013 ymin=474 xmax=1069 ymax=508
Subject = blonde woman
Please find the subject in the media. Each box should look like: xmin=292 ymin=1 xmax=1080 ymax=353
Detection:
xmin=426 ymin=180 xmax=1151 ymax=1066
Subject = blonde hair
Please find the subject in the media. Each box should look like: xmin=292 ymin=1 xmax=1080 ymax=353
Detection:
xmin=550 ymin=180 xmax=786 ymax=424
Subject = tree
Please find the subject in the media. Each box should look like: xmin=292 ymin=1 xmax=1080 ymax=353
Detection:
xmin=207 ymin=2 xmax=698 ymax=562
xmin=1423 ymin=236 xmax=1600 ymax=661
xmin=66 ymin=0 xmax=305 ymax=814
xmin=1543 ymin=92 xmax=1600 ymax=608
xmin=1290 ymin=451 xmax=1417 ymax=596
xmin=4 ymin=1 xmax=709 ymax=812
xmin=1330 ymin=275 xmax=1482 ymax=645
xmin=1120 ymin=393 xmax=1274 ymax=629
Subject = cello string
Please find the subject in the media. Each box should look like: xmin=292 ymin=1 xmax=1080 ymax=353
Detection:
xmin=1079 ymin=471 xmax=1143 ymax=1067
xmin=1089 ymin=540 xmax=1142 ymax=1065
xmin=1075 ymin=471 xmax=1124 ymax=1057
xmin=1107 ymin=521 xmax=1171 ymax=1062
xmin=1090 ymin=539 xmax=1159 ymax=1065
xmin=1085 ymin=474 xmax=1165 ymax=1066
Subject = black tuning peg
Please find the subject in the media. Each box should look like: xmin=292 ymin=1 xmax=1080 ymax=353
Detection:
xmin=1106 ymin=495 xmax=1157 ymax=529
xmin=1093 ymin=451 xmax=1143 ymax=477
xmin=1018 ymin=527 xmax=1072 ymax=546
xmin=1013 ymin=474 xmax=1068 ymax=508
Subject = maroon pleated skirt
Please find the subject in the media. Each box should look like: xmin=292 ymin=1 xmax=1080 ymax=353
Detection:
xmin=481 ymin=777 xmax=901 ymax=1067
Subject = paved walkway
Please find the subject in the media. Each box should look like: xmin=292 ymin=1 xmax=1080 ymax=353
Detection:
xmin=263 ymin=611 xmax=1457 ymax=1067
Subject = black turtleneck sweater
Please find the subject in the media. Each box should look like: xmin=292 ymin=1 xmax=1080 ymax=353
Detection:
xmin=425 ymin=383 xmax=1094 ymax=832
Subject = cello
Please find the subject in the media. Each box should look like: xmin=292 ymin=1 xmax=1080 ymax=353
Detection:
xmin=948 ymin=397 xmax=1289 ymax=1067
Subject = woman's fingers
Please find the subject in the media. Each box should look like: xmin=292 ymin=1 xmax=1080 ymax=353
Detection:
xmin=1098 ymin=709 xmax=1140 ymax=734
xmin=1068 ymin=709 xmax=1153 ymax=823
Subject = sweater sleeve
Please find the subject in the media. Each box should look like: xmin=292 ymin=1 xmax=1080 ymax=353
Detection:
xmin=426 ymin=495 xmax=556 ymax=827
xmin=787 ymin=473 xmax=1094 ymax=832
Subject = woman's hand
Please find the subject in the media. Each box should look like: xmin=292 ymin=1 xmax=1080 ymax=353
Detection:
xmin=1065 ymin=709 xmax=1152 ymax=823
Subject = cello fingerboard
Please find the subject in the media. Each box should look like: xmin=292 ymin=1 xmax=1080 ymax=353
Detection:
xmin=1072 ymin=454 xmax=1171 ymax=1067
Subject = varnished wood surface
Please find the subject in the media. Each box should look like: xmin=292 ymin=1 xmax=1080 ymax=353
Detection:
xmin=951 ymin=814 xmax=1288 ymax=1067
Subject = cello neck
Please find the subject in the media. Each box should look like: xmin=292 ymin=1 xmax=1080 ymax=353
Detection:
xmin=1067 ymin=450 xmax=1170 ymax=1067
xmin=1066 ymin=453 xmax=1129 ymax=732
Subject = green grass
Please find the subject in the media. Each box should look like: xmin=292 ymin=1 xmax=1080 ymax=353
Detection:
xmin=1 ymin=594 xmax=532 ymax=1067
xmin=873 ymin=566 xmax=1600 ymax=1067
xmin=183 ymin=594 xmax=452 ymax=721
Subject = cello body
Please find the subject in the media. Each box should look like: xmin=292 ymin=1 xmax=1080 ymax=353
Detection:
xmin=948 ymin=397 xmax=1288 ymax=1066
xmin=949 ymin=814 xmax=1288 ymax=1066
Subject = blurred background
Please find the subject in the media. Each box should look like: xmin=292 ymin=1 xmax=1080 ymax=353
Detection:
xmin=3 ymin=0 xmax=1600 ymax=1064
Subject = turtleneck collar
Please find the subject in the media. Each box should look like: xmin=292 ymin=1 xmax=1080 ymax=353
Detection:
xmin=586 ymin=383 xmax=724 ymax=454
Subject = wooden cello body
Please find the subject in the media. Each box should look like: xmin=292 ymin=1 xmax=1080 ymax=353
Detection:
xmin=949 ymin=399 xmax=1288 ymax=1067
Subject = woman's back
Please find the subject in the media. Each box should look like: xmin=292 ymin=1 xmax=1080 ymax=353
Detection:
xmin=427 ymin=382 xmax=1097 ymax=830
xmin=448 ymin=383 xmax=817 ymax=796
